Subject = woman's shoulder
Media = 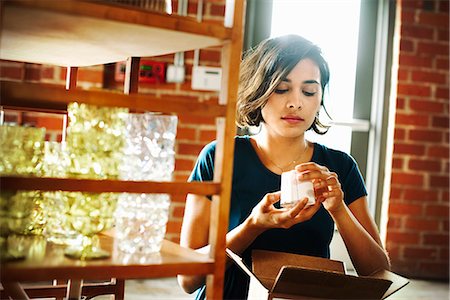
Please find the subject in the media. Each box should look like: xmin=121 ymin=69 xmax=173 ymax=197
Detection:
xmin=313 ymin=143 xmax=358 ymax=167
xmin=200 ymin=135 xmax=251 ymax=154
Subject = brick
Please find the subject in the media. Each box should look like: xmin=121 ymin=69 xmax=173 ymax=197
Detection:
xmin=409 ymin=99 xmax=445 ymax=113
xmin=175 ymin=158 xmax=195 ymax=171
xmin=390 ymin=187 xmax=403 ymax=199
xmin=404 ymin=247 xmax=438 ymax=259
xmin=408 ymin=159 xmax=441 ymax=172
xmin=401 ymin=24 xmax=434 ymax=39
xmin=387 ymin=217 xmax=403 ymax=229
xmin=401 ymin=1 xmax=423 ymax=10
xmin=178 ymin=115 xmax=216 ymax=125
xmin=405 ymin=218 xmax=440 ymax=231
xmin=398 ymin=83 xmax=432 ymax=97
xmin=411 ymin=70 xmax=447 ymax=84
xmin=423 ymin=233 xmax=449 ymax=245
xmin=440 ymin=247 xmax=449 ymax=260
xmin=392 ymin=157 xmax=404 ymax=169
xmin=393 ymin=143 xmax=426 ymax=156
xmin=0 ymin=65 xmax=23 ymax=79
xmin=209 ymin=3 xmax=225 ymax=17
xmin=438 ymin=29 xmax=449 ymax=41
xmin=176 ymin=127 xmax=197 ymax=140
xmin=404 ymin=188 xmax=439 ymax=202
xmin=417 ymin=41 xmax=449 ymax=56
xmin=397 ymin=68 xmax=409 ymax=81
xmin=400 ymin=39 xmax=415 ymax=52
xmin=399 ymin=54 xmax=433 ymax=68
xmin=391 ymin=172 xmax=424 ymax=186
xmin=394 ymin=128 xmax=406 ymax=140
xmin=199 ymin=49 xmax=221 ymax=63
xmin=409 ymin=129 xmax=443 ymax=142
xmin=435 ymin=87 xmax=449 ymax=99
xmin=427 ymin=145 xmax=449 ymax=158
xmin=432 ymin=116 xmax=449 ymax=128
xmin=177 ymin=143 xmax=205 ymax=156
xmin=23 ymin=64 xmax=42 ymax=81
xmin=425 ymin=204 xmax=450 ymax=217
xmin=395 ymin=113 xmax=429 ymax=126
xmin=396 ymin=97 xmax=405 ymax=109
xmin=22 ymin=113 xmax=64 ymax=131
xmin=41 ymin=66 xmax=55 ymax=80
xmin=199 ymin=129 xmax=217 ymax=142
xmin=387 ymin=231 xmax=420 ymax=245
xmin=385 ymin=244 xmax=400 ymax=260
xmin=442 ymin=219 xmax=449 ymax=232
xmin=439 ymin=0 xmax=449 ymax=13
xmin=436 ymin=58 xmax=449 ymax=70
xmin=401 ymin=9 xmax=416 ymax=23
xmin=389 ymin=203 xmax=423 ymax=215
xmin=441 ymin=191 xmax=450 ymax=204
xmin=418 ymin=11 xmax=450 ymax=29
xmin=429 ymin=175 xmax=449 ymax=187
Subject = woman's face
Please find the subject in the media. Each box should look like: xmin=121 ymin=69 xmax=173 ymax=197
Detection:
xmin=261 ymin=58 xmax=322 ymax=139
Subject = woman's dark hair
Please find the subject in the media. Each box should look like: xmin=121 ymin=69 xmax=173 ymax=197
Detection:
xmin=236 ymin=34 xmax=331 ymax=134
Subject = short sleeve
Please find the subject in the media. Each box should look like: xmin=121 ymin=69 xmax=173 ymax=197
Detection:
xmin=188 ymin=141 xmax=216 ymax=183
xmin=341 ymin=153 xmax=367 ymax=206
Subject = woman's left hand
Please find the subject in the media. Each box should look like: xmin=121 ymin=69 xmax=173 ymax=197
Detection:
xmin=295 ymin=162 xmax=344 ymax=214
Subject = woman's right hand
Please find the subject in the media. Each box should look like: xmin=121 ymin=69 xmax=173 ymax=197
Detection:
xmin=248 ymin=191 xmax=321 ymax=231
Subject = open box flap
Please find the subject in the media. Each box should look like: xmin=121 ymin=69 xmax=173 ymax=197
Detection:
xmin=251 ymin=249 xmax=346 ymax=292
xmin=369 ymin=269 xmax=410 ymax=299
xmin=226 ymin=249 xmax=268 ymax=289
xmin=271 ymin=265 xmax=392 ymax=299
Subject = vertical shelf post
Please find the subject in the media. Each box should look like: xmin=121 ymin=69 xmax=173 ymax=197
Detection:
xmin=206 ymin=0 xmax=246 ymax=298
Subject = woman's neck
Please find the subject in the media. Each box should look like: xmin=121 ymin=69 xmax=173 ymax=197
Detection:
xmin=252 ymin=128 xmax=311 ymax=173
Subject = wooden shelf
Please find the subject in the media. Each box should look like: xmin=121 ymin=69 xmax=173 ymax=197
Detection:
xmin=1 ymin=236 xmax=215 ymax=282
xmin=1 ymin=0 xmax=231 ymax=67
xmin=1 ymin=81 xmax=227 ymax=116
xmin=1 ymin=176 xmax=221 ymax=195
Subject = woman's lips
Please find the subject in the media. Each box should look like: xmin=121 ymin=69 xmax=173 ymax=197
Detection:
xmin=281 ymin=115 xmax=304 ymax=124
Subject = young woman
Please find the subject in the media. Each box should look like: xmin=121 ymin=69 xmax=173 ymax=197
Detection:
xmin=178 ymin=34 xmax=390 ymax=299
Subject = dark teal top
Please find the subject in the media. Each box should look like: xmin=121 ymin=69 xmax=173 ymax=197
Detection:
xmin=189 ymin=136 xmax=367 ymax=300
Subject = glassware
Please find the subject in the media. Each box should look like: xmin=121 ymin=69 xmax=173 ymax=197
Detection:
xmin=0 ymin=125 xmax=45 ymax=176
xmin=120 ymin=113 xmax=177 ymax=181
xmin=114 ymin=193 xmax=170 ymax=254
xmin=42 ymin=141 xmax=70 ymax=178
xmin=43 ymin=191 xmax=80 ymax=246
xmin=66 ymin=103 xmax=128 ymax=179
xmin=64 ymin=192 xmax=117 ymax=260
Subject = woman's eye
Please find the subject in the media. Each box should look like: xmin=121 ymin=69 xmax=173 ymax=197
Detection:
xmin=275 ymin=89 xmax=289 ymax=94
xmin=303 ymin=91 xmax=316 ymax=97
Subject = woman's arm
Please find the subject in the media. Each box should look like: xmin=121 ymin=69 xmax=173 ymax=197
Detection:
xmin=296 ymin=163 xmax=390 ymax=276
xmin=177 ymin=191 xmax=321 ymax=294
xmin=329 ymin=197 xmax=391 ymax=275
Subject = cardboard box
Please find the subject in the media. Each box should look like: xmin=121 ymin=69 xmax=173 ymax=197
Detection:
xmin=226 ymin=249 xmax=409 ymax=299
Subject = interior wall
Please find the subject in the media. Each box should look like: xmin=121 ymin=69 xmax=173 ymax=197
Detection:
xmin=385 ymin=0 xmax=449 ymax=280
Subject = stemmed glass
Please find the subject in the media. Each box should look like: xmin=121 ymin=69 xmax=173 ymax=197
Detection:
xmin=64 ymin=192 xmax=117 ymax=260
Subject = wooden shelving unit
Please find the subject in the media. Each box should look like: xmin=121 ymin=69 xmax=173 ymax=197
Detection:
xmin=0 ymin=0 xmax=245 ymax=299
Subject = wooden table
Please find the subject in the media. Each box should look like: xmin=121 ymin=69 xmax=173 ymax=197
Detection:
xmin=1 ymin=234 xmax=213 ymax=299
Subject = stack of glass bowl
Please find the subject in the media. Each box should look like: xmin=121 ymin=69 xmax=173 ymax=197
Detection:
xmin=0 ymin=124 xmax=46 ymax=261
xmin=115 ymin=113 xmax=177 ymax=254
xmin=54 ymin=103 xmax=128 ymax=259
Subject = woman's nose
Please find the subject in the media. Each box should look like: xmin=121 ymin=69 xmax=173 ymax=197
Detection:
xmin=287 ymin=92 xmax=302 ymax=109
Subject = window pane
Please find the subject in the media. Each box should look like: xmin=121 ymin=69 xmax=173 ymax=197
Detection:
xmin=271 ymin=0 xmax=361 ymax=154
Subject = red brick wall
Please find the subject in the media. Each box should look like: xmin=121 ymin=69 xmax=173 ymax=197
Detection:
xmin=1 ymin=0 xmax=226 ymax=243
xmin=386 ymin=0 xmax=449 ymax=280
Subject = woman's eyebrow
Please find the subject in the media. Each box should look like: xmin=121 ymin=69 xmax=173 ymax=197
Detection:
xmin=303 ymin=80 xmax=320 ymax=85
xmin=281 ymin=78 xmax=320 ymax=85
